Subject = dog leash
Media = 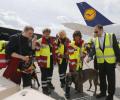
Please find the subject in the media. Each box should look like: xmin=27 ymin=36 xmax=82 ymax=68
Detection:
xmin=36 ymin=71 xmax=41 ymax=74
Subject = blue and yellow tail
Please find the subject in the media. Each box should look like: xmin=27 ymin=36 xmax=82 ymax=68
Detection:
xmin=77 ymin=2 xmax=114 ymax=27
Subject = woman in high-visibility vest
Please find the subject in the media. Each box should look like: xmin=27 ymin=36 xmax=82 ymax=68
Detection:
xmin=57 ymin=30 xmax=70 ymax=88
xmin=68 ymin=31 xmax=86 ymax=72
xmin=65 ymin=31 xmax=87 ymax=98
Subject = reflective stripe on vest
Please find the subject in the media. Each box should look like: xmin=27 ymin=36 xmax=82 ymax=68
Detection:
xmin=0 ymin=54 xmax=8 ymax=68
xmin=68 ymin=49 xmax=74 ymax=53
xmin=68 ymin=41 xmax=82 ymax=71
xmin=95 ymin=33 xmax=116 ymax=64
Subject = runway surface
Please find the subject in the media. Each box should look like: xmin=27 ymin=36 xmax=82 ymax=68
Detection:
xmin=0 ymin=60 xmax=120 ymax=100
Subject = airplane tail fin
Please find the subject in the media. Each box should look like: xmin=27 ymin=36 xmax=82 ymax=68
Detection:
xmin=77 ymin=2 xmax=114 ymax=27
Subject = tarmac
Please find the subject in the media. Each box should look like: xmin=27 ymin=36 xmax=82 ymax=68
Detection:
xmin=1 ymin=60 xmax=120 ymax=100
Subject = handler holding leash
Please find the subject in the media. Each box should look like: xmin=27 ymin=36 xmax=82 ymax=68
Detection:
xmin=3 ymin=26 xmax=36 ymax=88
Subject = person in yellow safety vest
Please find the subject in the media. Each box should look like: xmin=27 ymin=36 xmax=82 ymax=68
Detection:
xmin=0 ymin=40 xmax=8 ymax=69
xmin=68 ymin=31 xmax=87 ymax=72
xmin=66 ymin=31 xmax=87 ymax=96
xmin=57 ymin=30 xmax=70 ymax=88
xmin=87 ymin=24 xmax=120 ymax=100
xmin=35 ymin=28 xmax=58 ymax=95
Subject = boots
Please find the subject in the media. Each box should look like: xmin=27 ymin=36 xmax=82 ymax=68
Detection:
xmin=61 ymin=79 xmax=65 ymax=88
xmin=42 ymin=87 xmax=51 ymax=95
xmin=96 ymin=92 xmax=106 ymax=98
xmin=106 ymin=95 xmax=113 ymax=100
xmin=65 ymin=83 xmax=70 ymax=99
xmin=48 ymin=83 xmax=55 ymax=90
xmin=61 ymin=83 xmax=65 ymax=88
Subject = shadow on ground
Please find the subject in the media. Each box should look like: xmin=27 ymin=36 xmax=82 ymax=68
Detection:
xmin=50 ymin=87 xmax=106 ymax=100
xmin=49 ymin=86 xmax=120 ymax=100
xmin=50 ymin=91 xmax=65 ymax=100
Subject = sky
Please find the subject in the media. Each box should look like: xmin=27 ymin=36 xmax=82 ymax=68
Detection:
xmin=0 ymin=0 xmax=120 ymax=39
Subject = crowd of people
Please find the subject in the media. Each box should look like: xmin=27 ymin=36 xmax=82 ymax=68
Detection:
xmin=0 ymin=24 xmax=120 ymax=100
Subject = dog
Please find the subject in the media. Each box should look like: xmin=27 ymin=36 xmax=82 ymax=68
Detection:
xmin=65 ymin=68 xmax=99 ymax=99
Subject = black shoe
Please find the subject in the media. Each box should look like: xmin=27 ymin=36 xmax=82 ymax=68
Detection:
xmin=96 ymin=93 xmax=106 ymax=98
xmin=43 ymin=87 xmax=51 ymax=95
xmin=61 ymin=83 xmax=65 ymax=88
xmin=105 ymin=95 xmax=113 ymax=100
xmin=65 ymin=93 xmax=70 ymax=99
xmin=43 ymin=90 xmax=49 ymax=95
xmin=43 ymin=90 xmax=51 ymax=95
xmin=48 ymin=83 xmax=55 ymax=90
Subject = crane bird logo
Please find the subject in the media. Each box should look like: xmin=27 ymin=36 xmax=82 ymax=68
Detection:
xmin=84 ymin=8 xmax=96 ymax=21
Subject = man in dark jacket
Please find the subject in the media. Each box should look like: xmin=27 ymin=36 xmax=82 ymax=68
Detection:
xmin=3 ymin=26 xmax=36 ymax=88
xmin=87 ymin=24 xmax=120 ymax=100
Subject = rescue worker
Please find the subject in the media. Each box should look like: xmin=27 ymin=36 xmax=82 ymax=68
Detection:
xmin=0 ymin=40 xmax=8 ymax=69
xmin=36 ymin=28 xmax=57 ymax=95
xmin=87 ymin=24 xmax=120 ymax=100
xmin=57 ymin=30 xmax=70 ymax=88
xmin=68 ymin=31 xmax=86 ymax=72
xmin=65 ymin=31 xmax=86 ymax=98
xmin=3 ymin=26 xmax=36 ymax=87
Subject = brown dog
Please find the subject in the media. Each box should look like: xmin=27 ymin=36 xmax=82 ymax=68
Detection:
xmin=65 ymin=69 xmax=99 ymax=99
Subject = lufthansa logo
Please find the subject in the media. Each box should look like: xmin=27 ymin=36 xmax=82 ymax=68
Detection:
xmin=84 ymin=8 xmax=96 ymax=21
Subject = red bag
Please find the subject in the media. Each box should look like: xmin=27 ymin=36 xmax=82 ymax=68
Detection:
xmin=3 ymin=57 xmax=21 ymax=85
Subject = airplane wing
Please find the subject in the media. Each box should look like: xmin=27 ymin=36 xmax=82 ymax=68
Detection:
xmin=62 ymin=22 xmax=94 ymax=36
